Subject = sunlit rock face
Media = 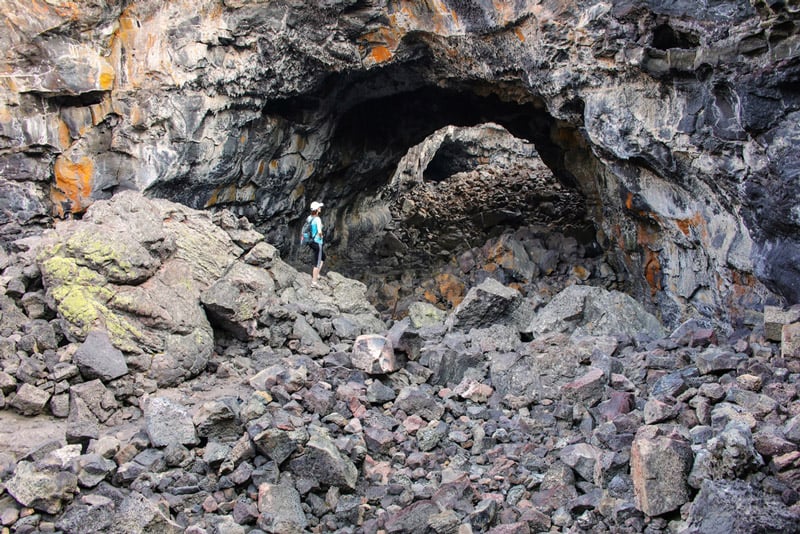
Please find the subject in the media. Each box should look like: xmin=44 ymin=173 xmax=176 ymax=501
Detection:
xmin=1 ymin=0 xmax=798 ymax=329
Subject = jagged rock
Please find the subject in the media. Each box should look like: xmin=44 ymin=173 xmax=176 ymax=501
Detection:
xmin=528 ymin=285 xmax=665 ymax=339
xmin=407 ymin=302 xmax=447 ymax=329
xmin=55 ymin=494 xmax=116 ymax=533
xmin=684 ymin=479 xmax=800 ymax=534
xmin=689 ymin=421 xmax=764 ymax=488
xmin=764 ymin=305 xmax=800 ymax=341
xmin=394 ymin=385 xmax=445 ymax=422
xmin=252 ymin=427 xmax=308 ymax=465
xmin=561 ymin=367 xmax=607 ymax=407
xmin=66 ymin=379 xmax=117 ymax=441
xmin=560 ymin=443 xmax=603 ymax=485
xmin=9 ymin=383 xmax=51 ymax=415
xmin=193 ymin=397 xmax=243 ymax=443
xmin=108 ymin=491 xmax=182 ymax=534
xmin=143 ymin=397 xmax=198 ymax=448
xmin=384 ymin=500 xmax=440 ymax=534
xmin=695 ymin=348 xmax=748 ymax=375
xmin=73 ymin=454 xmax=116 ymax=488
xmin=782 ymin=322 xmax=800 ymax=359
xmin=257 ymin=481 xmax=308 ymax=532
xmin=786 ymin=415 xmax=800 ymax=445
xmin=249 ymin=361 xmax=308 ymax=393
xmin=0 ymin=371 xmax=16 ymax=395
xmin=288 ymin=426 xmax=357 ymax=490
xmin=201 ymin=262 xmax=275 ymax=340
xmin=5 ymin=460 xmax=78 ymax=514
xmin=73 ymin=330 xmax=129 ymax=382
xmin=631 ymin=426 xmax=693 ymax=517
xmin=446 ymin=277 xmax=532 ymax=333
xmin=0 ymin=295 xmax=28 ymax=336
xmin=420 ymin=332 xmax=484 ymax=386
xmin=350 ymin=334 xmax=398 ymax=375
xmin=489 ymin=333 xmax=585 ymax=402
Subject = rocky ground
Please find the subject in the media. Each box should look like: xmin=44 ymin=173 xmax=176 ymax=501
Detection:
xmin=0 ymin=192 xmax=799 ymax=534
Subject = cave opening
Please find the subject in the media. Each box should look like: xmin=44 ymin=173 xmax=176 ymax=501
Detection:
xmin=273 ymin=79 xmax=603 ymax=317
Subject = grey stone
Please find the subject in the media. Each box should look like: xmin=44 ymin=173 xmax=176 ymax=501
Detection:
xmin=67 ymin=380 xmax=119 ymax=446
xmin=407 ymin=302 xmax=446 ymax=329
xmin=350 ymin=334 xmax=398 ymax=374
xmin=630 ymin=426 xmax=693 ymax=516
xmin=55 ymin=495 xmax=116 ymax=534
xmin=684 ymin=479 xmax=800 ymax=534
xmin=193 ymin=397 xmax=243 ymax=442
xmin=688 ymin=421 xmax=764 ymax=489
xmin=144 ymin=397 xmax=198 ymax=448
xmin=109 ymin=491 xmax=182 ymax=534
xmin=257 ymin=482 xmax=307 ymax=532
xmin=528 ymin=285 xmax=665 ymax=339
xmin=695 ymin=348 xmax=747 ymax=375
xmin=446 ymin=277 xmax=530 ymax=332
xmin=5 ymin=461 xmax=78 ymax=514
xmin=73 ymin=454 xmax=116 ymax=488
xmin=560 ymin=367 xmax=607 ymax=407
xmin=764 ymin=305 xmax=800 ymax=341
xmin=394 ymin=386 xmax=445 ymax=421
xmin=73 ymin=330 xmax=129 ymax=382
xmin=288 ymin=426 xmax=357 ymax=490
xmin=560 ymin=443 xmax=602 ymax=484
xmin=9 ymin=383 xmax=51 ymax=415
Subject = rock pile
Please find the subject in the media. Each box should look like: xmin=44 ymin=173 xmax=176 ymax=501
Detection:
xmin=0 ymin=192 xmax=799 ymax=533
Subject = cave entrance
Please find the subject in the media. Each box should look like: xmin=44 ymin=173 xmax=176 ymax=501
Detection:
xmin=274 ymin=81 xmax=604 ymax=318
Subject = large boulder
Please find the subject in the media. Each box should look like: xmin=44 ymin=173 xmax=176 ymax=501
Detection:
xmin=36 ymin=192 xmax=238 ymax=386
xmin=528 ymin=285 xmax=666 ymax=339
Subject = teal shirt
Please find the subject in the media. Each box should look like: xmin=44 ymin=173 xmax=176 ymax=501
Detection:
xmin=310 ymin=216 xmax=323 ymax=244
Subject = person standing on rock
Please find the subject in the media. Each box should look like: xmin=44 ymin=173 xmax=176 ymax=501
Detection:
xmin=302 ymin=201 xmax=325 ymax=287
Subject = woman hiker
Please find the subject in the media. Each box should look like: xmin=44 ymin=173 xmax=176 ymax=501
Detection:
xmin=301 ymin=201 xmax=325 ymax=287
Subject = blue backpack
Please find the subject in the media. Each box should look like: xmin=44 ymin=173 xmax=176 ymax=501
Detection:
xmin=300 ymin=216 xmax=312 ymax=244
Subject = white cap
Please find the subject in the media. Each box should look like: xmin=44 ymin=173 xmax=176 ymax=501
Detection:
xmin=310 ymin=201 xmax=324 ymax=211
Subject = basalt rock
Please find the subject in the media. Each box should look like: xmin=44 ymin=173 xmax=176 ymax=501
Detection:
xmin=1 ymin=0 xmax=798 ymax=334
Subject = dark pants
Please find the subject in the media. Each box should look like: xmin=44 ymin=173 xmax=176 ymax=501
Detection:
xmin=308 ymin=241 xmax=325 ymax=267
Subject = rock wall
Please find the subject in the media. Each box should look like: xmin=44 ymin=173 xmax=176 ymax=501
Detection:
xmin=1 ymin=0 xmax=799 ymax=329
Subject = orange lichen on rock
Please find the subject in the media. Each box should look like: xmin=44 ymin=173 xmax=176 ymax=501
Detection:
xmin=643 ymin=249 xmax=662 ymax=296
xmin=205 ymin=183 xmax=257 ymax=208
xmin=637 ymin=225 xmax=663 ymax=296
xmin=674 ymin=212 xmax=709 ymax=242
xmin=51 ymin=156 xmax=94 ymax=217
xmin=371 ymin=45 xmax=393 ymax=63
xmin=436 ymin=272 xmax=465 ymax=308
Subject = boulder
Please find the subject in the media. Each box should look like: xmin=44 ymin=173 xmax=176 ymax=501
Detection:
xmin=201 ymin=261 xmax=275 ymax=340
xmin=446 ymin=277 xmax=532 ymax=332
xmin=288 ymin=426 xmax=357 ymax=490
xmin=9 ymin=383 xmax=51 ymax=415
xmin=144 ymin=397 xmax=198 ymax=448
xmin=350 ymin=334 xmax=398 ymax=374
xmin=108 ymin=491 xmax=182 ymax=534
xmin=527 ymin=285 xmax=665 ymax=339
xmin=631 ymin=426 xmax=693 ymax=516
xmin=36 ymin=192 xmax=235 ymax=387
xmin=73 ymin=330 xmax=129 ymax=382
xmin=257 ymin=481 xmax=308 ymax=532
xmin=5 ymin=460 xmax=78 ymax=514
xmin=684 ymin=479 xmax=800 ymax=534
